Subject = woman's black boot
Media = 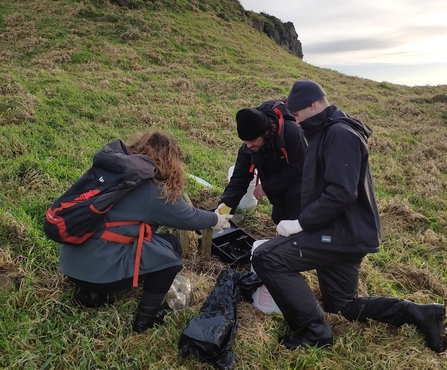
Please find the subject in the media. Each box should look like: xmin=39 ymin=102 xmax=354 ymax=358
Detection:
xmin=73 ymin=286 xmax=113 ymax=308
xmin=132 ymin=303 xmax=160 ymax=333
xmin=132 ymin=292 xmax=167 ymax=333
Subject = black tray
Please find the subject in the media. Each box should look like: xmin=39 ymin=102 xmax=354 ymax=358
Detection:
xmin=197 ymin=213 xmax=255 ymax=265
xmin=210 ymin=224 xmax=255 ymax=265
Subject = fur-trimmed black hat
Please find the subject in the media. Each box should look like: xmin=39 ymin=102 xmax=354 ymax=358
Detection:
xmin=236 ymin=108 xmax=270 ymax=141
xmin=287 ymin=80 xmax=327 ymax=113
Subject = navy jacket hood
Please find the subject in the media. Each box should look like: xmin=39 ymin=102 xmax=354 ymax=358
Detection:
xmin=301 ymin=105 xmax=372 ymax=144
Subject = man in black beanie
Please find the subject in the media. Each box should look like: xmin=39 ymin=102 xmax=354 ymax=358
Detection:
xmin=251 ymin=79 xmax=447 ymax=353
xmin=217 ymin=101 xmax=307 ymax=224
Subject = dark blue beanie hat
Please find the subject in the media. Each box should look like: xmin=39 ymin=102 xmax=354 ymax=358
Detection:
xmin=236 ymin=108 xmax=270 ymax=141
xmin=287 ymin=80 xmax=327 ymax=113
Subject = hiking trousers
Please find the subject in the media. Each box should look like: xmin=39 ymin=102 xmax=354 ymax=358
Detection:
xmin=252 ymin=235 xmax=414 ymax=331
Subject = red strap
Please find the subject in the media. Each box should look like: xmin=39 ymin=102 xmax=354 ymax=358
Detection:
xmin=273 ymin=107 xmax=284 ymax=133
xmin=90 ymin=203 xmax=114 ymax=215
xmin=105 ymin=221 xmax=139 ymax=227
xmin=101 ymin=231 xmax=135 ymax=244
xmin=100 ymin=221 xmax=152 ymax=288
xmin=100 ymin=221 xmax=140 ymax=244
xmin=133 ymin=223 xmax=152 ymax=287
xmin=60 ymin=189 xmax=101 ymax=208
xmin=281 ymin=147 xmax=289 ymax=164
xmin=273 ymin=104 xmax=288 ymax=163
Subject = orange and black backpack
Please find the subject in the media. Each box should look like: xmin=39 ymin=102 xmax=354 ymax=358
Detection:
xmin=44 ymin=139 xmax=156 ymax=287
xmin=44 ymin=139 xmax=155 ymax=246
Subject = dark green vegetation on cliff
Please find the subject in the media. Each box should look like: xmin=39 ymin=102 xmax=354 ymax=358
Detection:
xmin=1 ymin=0 xmax=447 ymax=368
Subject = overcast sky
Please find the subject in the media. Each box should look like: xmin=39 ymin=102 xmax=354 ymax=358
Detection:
xmin=239 ymin=0 xmax=447 ymax=86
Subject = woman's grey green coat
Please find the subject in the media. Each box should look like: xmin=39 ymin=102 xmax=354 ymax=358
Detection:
xmin=60 ymin=181 xmax=217 ymax=283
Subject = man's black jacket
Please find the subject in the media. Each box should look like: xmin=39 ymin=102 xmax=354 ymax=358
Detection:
xmin=220 ymin=119 xmax=307 ymax=213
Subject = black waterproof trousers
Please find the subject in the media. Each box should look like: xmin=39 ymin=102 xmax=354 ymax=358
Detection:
xmin=252 ymin=235 xmax=413 ymax=331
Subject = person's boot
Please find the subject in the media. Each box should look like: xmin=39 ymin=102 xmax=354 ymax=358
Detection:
xmin=132 ymin=303 xmax=161 ymax=333
xmin=132 ymin=292 xmax=167 ymax=333
xmin=405 ymin=303 xmax=447 ymax=353
xmin=73 ymin=286 xmax=113 ymax=308
xmin=280 ymin=316 xmax=333 ymax=349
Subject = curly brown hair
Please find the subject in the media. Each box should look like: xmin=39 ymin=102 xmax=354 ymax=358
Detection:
xmin=129 ymin=131 xmax=186 ymax=204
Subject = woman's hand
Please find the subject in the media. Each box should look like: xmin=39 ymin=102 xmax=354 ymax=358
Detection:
xmin=213 ymin=213 xmax=233 ymax=231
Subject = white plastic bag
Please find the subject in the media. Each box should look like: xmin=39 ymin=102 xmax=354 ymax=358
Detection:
xmin=166 ymin=274 xmax=192 ymax=311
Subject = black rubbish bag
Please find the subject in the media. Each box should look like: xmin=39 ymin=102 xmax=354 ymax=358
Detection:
xmin=178 ymin=268 xmax=263 ymax=370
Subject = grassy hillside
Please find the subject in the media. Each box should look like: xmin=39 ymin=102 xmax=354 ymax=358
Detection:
xmin=1 ymin=0 xmax=447 ymax=369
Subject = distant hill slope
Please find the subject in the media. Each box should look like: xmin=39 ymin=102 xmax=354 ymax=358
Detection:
xmin=109 ymin=0 xmax=304 ymax=58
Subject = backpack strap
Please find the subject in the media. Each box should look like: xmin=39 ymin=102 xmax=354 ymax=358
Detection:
xmin=273 ymin=106 xmax=284 ymax=132
xmin=271 ymin=102 xmax=291 ymax=164
xmin=101 ymin=221 xmax=153 ymax=287
xmin=247 ymin=164 xmax=260 ymax=187
xmin=101 ymin=221 xmax=140 ymax=243
xmin=275 ymin=116 xmax=289 ymax=164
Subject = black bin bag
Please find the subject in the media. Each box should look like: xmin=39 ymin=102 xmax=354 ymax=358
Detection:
xmin=178 ymin=268 xmax=263 ymax=370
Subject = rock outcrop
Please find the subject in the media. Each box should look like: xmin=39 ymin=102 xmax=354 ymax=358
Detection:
xmin=249 ymin=13 xmax=303 ymax=59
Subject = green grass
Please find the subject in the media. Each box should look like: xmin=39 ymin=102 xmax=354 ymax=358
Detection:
xmin=1 ymin=0 xmax=447 ymax=369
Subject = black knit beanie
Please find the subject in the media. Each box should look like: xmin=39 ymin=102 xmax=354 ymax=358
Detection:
xmin=236 ymin=108 xmax=270 ymax=141
xmin=287 ymin=80 xmax=327 ymax=113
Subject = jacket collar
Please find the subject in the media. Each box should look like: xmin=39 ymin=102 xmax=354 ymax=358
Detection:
xmin=300 ymin=105 xmax=338 ymax=138
xmin=300 ymin=105 xmax=372 ymax=144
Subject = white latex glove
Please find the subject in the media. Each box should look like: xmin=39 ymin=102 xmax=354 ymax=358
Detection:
xmin=213 ymin=213 xmax=233 ymax=231
xmin=276 ymin=220 xmax=303 ymax=237
xmin=215 ymin=203 xmax=231 ymax=215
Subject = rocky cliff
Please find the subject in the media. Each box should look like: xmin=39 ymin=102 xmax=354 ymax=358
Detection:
xmin=110 ymin=0 xmax=303 ymax=59
xmin=248 ymin=12 xmax=303 ymax=59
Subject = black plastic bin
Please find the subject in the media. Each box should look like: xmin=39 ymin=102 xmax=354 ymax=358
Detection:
xmin=207 ymin=220 xmax=255 ymax=265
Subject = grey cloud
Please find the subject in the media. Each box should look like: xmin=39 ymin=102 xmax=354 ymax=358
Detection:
xmin=304 ymin=38 xmax=399 ymax=54
xmin=398 ymin=24 xmax=447 ymax=38
xmin=316 ymin=62 xmax=447 ymax=86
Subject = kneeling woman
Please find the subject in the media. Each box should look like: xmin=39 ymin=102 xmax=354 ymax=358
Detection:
xmin=59 ymin=131 xmax=231 ymax=333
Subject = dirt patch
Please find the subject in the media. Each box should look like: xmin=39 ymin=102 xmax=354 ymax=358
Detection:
xmin=379 ymin=197 xmax=427 ymax=233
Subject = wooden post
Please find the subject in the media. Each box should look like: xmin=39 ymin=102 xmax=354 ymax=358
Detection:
xmin=201 ymin=227 xmax=213 ymax=257
xmin=179 ymin=192 xmax=213 ymax=257
xmin=179 ymin=192 xmax=193 ymax=257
